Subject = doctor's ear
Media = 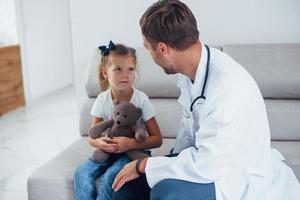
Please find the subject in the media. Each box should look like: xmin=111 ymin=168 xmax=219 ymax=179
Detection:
xmin=158 ymin=42 xmax=168 ymax=55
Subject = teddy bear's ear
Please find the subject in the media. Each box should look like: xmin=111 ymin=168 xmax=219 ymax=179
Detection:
xmin=113 ymin=100 xmax=120 ymax=107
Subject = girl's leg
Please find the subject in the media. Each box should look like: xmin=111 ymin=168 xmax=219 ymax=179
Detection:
xmin=97 ymin=155 xmax=131 ymax=200
xmin=73 ymin=158 xmax=111 ymax=200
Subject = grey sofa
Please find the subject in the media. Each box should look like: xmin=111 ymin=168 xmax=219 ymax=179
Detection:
xmin=27 ymin=44 xmax=300 ymax=200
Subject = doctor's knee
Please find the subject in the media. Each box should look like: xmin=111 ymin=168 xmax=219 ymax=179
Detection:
xmin=150 ymin=179 xmax=176 ymax=200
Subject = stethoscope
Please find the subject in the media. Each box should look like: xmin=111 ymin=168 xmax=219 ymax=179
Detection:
xmin=189 ymin=44 xmax=210 ymax=112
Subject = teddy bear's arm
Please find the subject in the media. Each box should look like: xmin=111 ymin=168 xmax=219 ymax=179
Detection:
xmin=132 ymin=123 xmax=148 ymax=142
xmin=88 ymin=119 xmax=114 ymax=139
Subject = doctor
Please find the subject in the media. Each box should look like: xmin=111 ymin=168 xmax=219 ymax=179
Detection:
xmin=112 ymin=0 xmax=300 ymax=199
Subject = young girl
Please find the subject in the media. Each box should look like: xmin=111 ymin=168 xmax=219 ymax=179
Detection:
xmin=73 ymin=41 xmax=162 ymax=200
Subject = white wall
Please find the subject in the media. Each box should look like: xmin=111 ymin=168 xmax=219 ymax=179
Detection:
xmin=0 ymin=0 xmax=18 ymax=46
xmin=69 ymin=0 xmax=300 ymax=105
xmin=188 ymin=0 xmax=300 ymax=45
xmin=15 ymin=0 xmax=74 ymax=103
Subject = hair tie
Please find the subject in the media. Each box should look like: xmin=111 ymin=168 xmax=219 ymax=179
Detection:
xmin=98 ymin=40 xmax=116 ymax=56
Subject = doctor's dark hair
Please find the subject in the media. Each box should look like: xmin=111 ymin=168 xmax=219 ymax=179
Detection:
xmin=98 ymin=44 xmax=137 ymax=91
xmin=140 ymin=0 xmax=199 ymax=50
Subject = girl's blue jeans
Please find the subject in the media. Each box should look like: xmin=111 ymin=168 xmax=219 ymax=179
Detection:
xmin=73 ymin=154 xmax=131 ymax=200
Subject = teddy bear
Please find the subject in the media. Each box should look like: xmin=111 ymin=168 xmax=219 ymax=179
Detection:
xmin=88 ymin=101 xmax=149 ymax=163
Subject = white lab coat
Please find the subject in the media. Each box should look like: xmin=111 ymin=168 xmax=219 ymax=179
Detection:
xmin=145 ymin=44 xmax=300 ymax=200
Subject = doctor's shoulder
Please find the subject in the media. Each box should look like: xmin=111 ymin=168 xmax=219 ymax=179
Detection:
xmin=205 ymin=60 xmax=247 ymax=103
xmin=210 ymin=48 xmax=240 ymax=74
xmin=215 ymin=50 xmax=262 ymax=96
xmin=211 ymin=48 xmax=256 ymax=82
xmin=210 ymin=49 xmax=257 ymax=90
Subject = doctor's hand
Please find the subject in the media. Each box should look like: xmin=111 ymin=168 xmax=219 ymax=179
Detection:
xmin=112 ymin=157 xmax=149 ymax=192
xmin=110 ymin=137 xmax=135 ymax=153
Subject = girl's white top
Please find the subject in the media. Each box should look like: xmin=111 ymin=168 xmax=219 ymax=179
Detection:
xmin=91 ymin=88 xmax=155 ymax=122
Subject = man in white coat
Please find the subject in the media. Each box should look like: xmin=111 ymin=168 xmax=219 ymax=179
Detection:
xmin=112 ymin=0 xmax=300 ymax=199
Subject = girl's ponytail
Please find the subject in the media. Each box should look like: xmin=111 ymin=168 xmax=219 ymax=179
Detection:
xmin=98 ymin=56 xmax=110 ymax=91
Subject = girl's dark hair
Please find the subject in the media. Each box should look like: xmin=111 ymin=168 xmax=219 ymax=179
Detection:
xmin=140 ymin=0 xmax=199 ymax=50
xmin=98 ymin=44 xmax=137 ymax=91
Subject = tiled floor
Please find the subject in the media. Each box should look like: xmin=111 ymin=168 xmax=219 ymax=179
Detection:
xmin=0 ymin=86 xmax=80 ymax=200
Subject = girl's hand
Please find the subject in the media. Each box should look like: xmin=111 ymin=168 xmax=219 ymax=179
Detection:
xmin=110 ymin=137 xmax=136 ymax=153
xmin=95 ymin=137 xmax=118 ymax=153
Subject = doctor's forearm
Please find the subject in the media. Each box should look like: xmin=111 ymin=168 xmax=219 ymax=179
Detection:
xmin=138 ymin=157 xmax=149 ymax=173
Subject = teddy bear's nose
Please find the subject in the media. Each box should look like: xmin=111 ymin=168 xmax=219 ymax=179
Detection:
xmin=117 ymin=121 xmax=121 ymax=125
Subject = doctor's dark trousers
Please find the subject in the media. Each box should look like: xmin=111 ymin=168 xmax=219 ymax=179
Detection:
xmin=112 ymin=176 xmax=216 ymax=200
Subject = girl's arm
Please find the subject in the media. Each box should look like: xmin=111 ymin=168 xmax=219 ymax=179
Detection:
xmin=88 ymin=116 xmax=103 ymax=148
xmin=112 ymin=117 xmax=162 ymax=152
xmin=92 ymin=116 xmax=102 ymax=126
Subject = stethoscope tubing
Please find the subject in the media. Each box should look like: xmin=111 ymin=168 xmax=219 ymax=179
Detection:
xmin=189 ymin=45 xmax=210 ymax=112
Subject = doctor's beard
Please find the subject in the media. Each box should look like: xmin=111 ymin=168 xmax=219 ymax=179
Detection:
xmin=163 ymin=64 xmax=177 ymax=74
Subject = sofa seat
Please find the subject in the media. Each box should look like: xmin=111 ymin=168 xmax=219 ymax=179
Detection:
xmin=27 ymin=138 xmax=92 ymax=200
xmin=27 ymin=137 xmax=176 ymax=200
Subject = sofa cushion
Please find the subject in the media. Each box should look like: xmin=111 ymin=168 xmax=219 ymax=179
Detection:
xmin=151 ymin=138 xmax=176 ymax=156
xmin=79 ymin=98 xmax=94 ymax=136
xmin=265 ymin=99 xmax=300 ymax=140
xmin=223 ymin=44 xmax=300 ymax=99
xmin=80 ymin=98 xmax=300 ymax=141
xmin=271 ymin=141 xmax=300 ymax=180
xmin=79 ymin=98 xmax=182 ymax=138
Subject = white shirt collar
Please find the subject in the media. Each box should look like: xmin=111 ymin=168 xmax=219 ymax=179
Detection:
xmin=191 ymin=43 xmax=208 ymax=98
xmin=177 ymin=43 xmax=209 ymax=109
xmin=108 ymin=87 xmax=136 ymax=104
